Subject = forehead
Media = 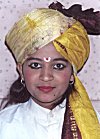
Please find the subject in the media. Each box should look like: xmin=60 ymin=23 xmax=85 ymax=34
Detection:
xmin=30 ymin=42 xmax=64 ymax=59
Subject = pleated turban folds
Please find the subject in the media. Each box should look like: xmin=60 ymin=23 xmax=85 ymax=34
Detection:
xmin=5 ymin=8 xmax=90 ymax=73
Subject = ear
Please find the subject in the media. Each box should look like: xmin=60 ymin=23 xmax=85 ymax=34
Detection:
xmin=17 ymin=63 xmax=23 ymax=78
xmin=70 ymin=74 xmax=74 ymax=82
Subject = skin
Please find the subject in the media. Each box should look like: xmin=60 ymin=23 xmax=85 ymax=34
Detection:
xmin=18 ymin=42 xmax=74 ymax=109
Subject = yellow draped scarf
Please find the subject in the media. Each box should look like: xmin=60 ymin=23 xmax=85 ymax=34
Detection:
xmin=5 ymin=8 xmax=100 ymax=138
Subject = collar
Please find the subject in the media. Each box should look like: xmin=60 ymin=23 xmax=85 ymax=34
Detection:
xmin=27 ymin=98 xmax=66 ymax=126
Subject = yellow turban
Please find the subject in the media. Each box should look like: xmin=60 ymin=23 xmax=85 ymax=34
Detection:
xmin=5 ymin=8 xmax=89 ymax=72
xmin=6 ymin=8 xmax=76 ymax=65
xmin=5 ymin=8 xmax=100 ymax=138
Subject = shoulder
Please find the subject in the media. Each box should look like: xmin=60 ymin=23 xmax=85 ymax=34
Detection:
xmin=0 ymin=99 xmax=37 ymax=138
xmin=0 ymin=101 xmax=29 ymax=123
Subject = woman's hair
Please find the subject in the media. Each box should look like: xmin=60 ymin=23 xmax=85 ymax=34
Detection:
xmin=0 ymin=76 xmax=31 ymax=109
xmin=0 ymin=75 xmax=75 ymax=110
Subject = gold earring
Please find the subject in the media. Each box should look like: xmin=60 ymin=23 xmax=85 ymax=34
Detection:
xmin=21 ymin=78 xmax=25 ymax=87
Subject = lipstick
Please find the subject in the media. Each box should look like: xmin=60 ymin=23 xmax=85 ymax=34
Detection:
xmin=37 ymin=86 xmax=55 ymax=93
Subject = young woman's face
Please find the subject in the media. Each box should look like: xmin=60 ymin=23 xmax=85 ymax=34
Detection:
xmin=18 ymin=42 xmax=74 ymax=109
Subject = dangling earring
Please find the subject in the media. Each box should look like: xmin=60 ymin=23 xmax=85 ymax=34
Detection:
xmin=21 ymin=78 xmax=25 ymax=87
xmin=69 ymin=80 xmax=74 ymax=85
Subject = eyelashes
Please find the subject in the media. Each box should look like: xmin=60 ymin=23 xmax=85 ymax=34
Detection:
xmin=28 ymin=62 xmax=42 ymax=69
xmin=53 ymin=63 xmax=66 ymax=70
xmin=28 ymin=62 xmax=66 ymax=70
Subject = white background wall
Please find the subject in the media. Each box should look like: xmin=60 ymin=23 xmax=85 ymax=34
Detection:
xmin=0 ymin=0 xmax=100 ymax=112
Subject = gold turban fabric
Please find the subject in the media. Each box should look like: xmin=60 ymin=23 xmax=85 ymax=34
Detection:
xmin=5 ymin=8 xmax=100 ymax=138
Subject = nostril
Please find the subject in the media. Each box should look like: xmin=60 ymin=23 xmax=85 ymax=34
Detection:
xmin=39 ymin=75 xmax=54 ymax=81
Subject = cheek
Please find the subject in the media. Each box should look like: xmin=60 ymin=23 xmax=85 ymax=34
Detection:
xmin=23 ymin=69 xmax=36 ymax=85
xmin=55 ymin=71 xmax=71 ymax=84
xmin=64 ymin=73 xmax=71 ymax=83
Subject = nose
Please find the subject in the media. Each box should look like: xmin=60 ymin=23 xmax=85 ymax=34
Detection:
xmin=39 ymin=66 xmax=54 ymax=82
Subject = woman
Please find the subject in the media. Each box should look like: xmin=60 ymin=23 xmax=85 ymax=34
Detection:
xmin=0 ymin=8 xmax=100 ymax=139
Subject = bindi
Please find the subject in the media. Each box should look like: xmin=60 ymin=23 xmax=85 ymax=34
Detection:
xmin=43 ymin=57 xmax=51 ymax=62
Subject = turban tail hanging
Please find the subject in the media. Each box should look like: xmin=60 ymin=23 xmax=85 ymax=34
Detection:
xmin=5 ymin=8 xmax=100 ymax=138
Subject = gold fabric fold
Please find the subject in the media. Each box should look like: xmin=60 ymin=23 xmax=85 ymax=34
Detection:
xmin=53 ymin=21 xmax=90 ymax=72
xmin=69 ymin=74 xmax=100 ymax=139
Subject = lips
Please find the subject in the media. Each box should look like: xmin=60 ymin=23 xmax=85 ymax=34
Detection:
xmin=37 ymin=86 xmax=55 ymax=93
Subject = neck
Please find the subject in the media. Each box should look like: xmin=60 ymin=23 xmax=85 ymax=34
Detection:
xmin=31 ymin=95 xmax=66 ymax=110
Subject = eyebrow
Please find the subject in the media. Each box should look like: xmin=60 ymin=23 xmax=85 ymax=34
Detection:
xmin=52 ymin=58 xmax=68 ymax=62
xmin=26 ymin=57 xmax=42 ymax=61
xmin=26 ymin=57 xmax=68 ymax=62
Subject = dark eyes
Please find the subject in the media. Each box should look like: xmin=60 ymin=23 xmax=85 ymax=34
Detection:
xmin=28 ymin=62 xmax=66 ymax=70
xmin=53 ymin=63 xmax=66 ymax=70
xmin=28 ymin=62 xmax=42 ymax=69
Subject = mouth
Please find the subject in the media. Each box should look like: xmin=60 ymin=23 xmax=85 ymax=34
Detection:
xmin=37 ymin=86 xmax=55 ymax=93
